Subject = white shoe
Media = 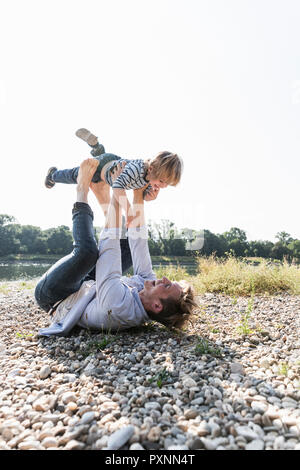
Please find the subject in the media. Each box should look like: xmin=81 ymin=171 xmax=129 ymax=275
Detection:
xmin=75 ymin=128 xmax=98 ymax=147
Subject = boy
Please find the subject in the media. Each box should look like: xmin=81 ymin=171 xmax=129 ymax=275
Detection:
xmin=45 ymin=128 xmax=182 ymax=221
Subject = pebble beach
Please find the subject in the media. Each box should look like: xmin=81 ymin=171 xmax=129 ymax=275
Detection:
xmin=0 ymin=282 xmax=299 ymax=451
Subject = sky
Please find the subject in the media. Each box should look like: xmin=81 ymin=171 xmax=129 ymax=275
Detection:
xmin=0 ymin=0 xmax=299 ymax=243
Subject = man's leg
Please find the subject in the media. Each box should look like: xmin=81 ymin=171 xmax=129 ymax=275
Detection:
xmin=35 ymin=159 xmax=99 ymax=311
xmin=90 ymin=180 xmax=110 ymax=217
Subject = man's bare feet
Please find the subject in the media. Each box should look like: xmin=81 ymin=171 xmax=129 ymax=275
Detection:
xmin=76 ymin=158 xmax=98 ymax=203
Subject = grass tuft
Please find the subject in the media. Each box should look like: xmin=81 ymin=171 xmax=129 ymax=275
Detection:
xmin=194 ymin=337 xmax=223 ymax=357
xmin=190 ymin=255 xmax=300 ymax=296
xmin=153 ymin=264 xmax=189 ymax=281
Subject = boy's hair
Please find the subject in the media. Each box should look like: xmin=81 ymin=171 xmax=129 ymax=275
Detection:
xmin=146 ymin=280 xmax=198 ymax=329
xmin=149 ymin=151 xmax=183 ymax=186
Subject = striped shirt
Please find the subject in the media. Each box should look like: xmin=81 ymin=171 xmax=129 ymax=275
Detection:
xmin=105 ymin=159 xmax=152 ymax=192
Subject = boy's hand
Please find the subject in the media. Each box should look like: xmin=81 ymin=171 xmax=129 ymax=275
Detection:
xmin=143 ymin=186 xmax=160 ymax=201
xmin=111 ymin=161 xmax=127 ymax=182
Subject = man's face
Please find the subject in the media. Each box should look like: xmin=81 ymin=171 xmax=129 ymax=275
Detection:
xmin=141 ymin=277 xmax=182 ymax=306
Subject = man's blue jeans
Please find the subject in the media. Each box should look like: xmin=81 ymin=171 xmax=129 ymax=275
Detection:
xmin=34 ymin=202 xmax=132 ymax=312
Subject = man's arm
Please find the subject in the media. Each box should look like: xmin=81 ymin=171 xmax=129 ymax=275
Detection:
xmin=127 ymin=187 xmax=156 ymax=280
xmin=105 ymin=192 xmax=121 ymax=229
xmin=127 ymin=187 xmax=145 ymax=228
xmin=94 ymin=168 xmax=125 ymax=310
xmin=112 ymin=187 xmax=133 ymax=225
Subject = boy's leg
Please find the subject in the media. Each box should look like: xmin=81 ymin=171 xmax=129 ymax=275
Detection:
xmin=36 ymin=159 xmax=99 ymax=311
xmin=45 ymin=163 xmax=100 ymax=188
xmin=75 ymin=128 xmax=105 ymax=157
xmin=45 ymin=152 xmax=120 ymax=188
xmin=50 ymin=166 xmax=80 ymax=185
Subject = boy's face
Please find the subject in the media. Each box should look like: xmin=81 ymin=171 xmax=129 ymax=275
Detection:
xmin=147 ymin=166 xmax=168 ymax=189
xmin=150 ymin=178 xmax=168 ymax=190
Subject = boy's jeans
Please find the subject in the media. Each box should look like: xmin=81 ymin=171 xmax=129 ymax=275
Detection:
xmin=34 ymin=202 xmax=132 ymax=312
xmin=52 ymin=153 xmax=121 ymax=185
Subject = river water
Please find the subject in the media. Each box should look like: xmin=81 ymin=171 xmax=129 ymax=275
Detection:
xmin=0 ymin=262 xmax=52 ymax=281
xmin=0 ymin=261 xmax=197 ymax=281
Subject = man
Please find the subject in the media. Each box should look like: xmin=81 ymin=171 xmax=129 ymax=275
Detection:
xmin=36 ymin=158 xmax=197 ymax=337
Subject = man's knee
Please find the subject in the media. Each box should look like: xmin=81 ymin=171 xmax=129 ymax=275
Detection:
xmin=74 ymin=244 xmax=99 ymax=266
xmin=34 ymin=276 xmax=52 ymax=312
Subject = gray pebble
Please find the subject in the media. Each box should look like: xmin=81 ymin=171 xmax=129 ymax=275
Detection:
xmin=39 ymin=365 xmax=51 ymax=380
xmin=245 ymin=439 xmax=265 ymax=450
xmin=79 ymin=411 xmax=96 ymax=425
xmin=107 ymin=426 xmax=135 ymax=450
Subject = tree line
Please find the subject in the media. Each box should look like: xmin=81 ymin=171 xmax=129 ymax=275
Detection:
xmin=148 ymin=221 xmax=300 ymax=262
xmin=0 ymin=214 xmax=299 ymax=262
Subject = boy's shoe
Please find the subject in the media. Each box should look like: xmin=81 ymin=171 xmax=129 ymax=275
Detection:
xmin=45 ymin=167 xmax=57 ymax=188
xmin=90 ymin=143 xmax=105 ymax=157
xmin=75 ymin=128 xmax=98 ymax=147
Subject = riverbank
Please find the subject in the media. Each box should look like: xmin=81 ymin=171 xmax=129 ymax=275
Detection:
xmin=0 ymin=281 xmax=299 ymax=450
xmin=0 ymin=254 xmax=196 ymax=264
xmin=0 ymin=255 xmax=198 ymax=282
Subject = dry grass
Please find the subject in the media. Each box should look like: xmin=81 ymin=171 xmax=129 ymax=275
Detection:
xmin=0 ymin=279 xmax=37 ymax=295
xmin=155 ymin=255 xmax=300 ymax=296
xmin=191 ymin=255 xmax=300 ymax=295
xmin=153 ymin=264 xmax=189 ymax=281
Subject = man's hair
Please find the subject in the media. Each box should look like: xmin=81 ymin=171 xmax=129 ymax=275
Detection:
xmin=146 ymin=280 xmax=198 ymax=329
xmin=149 ymin=151 xmax=183 ymax=186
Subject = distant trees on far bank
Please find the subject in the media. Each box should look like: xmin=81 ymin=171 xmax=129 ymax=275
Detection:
xmin=0 ymin=214 xmax=73 ymax=256
xmin=0 ymin=214 xmax=299 ymax=263
xmin=199 ymin=227 xmax=300 ymax=262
